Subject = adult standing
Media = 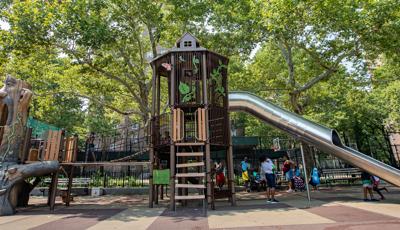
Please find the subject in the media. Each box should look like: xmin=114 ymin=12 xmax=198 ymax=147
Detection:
xmin=261 ymin=156 xmax=278 ymax=203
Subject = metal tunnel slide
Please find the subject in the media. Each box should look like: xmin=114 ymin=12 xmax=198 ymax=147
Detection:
xmin=228 ymin=91 xmax=400 ymax=187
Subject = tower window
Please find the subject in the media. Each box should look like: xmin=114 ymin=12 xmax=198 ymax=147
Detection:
xmin=184 ymin=41 xmax=192 ymax=47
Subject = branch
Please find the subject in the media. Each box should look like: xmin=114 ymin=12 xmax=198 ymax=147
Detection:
xmin=277 ymin=39 xmax=295 ymax=87
xmin=54 ymin=44 xmax=144 ymax=104
xmin=75 ymin=93 xmax=144 ymax=116
xmin=294 ymin=50 xmax=354 ymax=93
xmin=298 ymin=44 xmax=331 ymax=70
xmin=34 ymin=91 xmax=143 ymax=116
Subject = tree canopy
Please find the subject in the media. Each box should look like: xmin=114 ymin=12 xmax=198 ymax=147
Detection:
xmin=0 ymin=0 xmax=398 ymax=161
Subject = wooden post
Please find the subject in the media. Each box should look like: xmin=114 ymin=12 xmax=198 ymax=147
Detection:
xmin=227 ymin=140 xmax=236 ymax=206
xmin=202 ymin=53 xmax=212 ymax=205
xmin=49 ymin=170 xmax=59 ymax=211
xmin=149 ymin=63 xmax=157 ymax=208
xmin=21 ymin=127 xmax=32 ymax=163
xmin=169 ymin=54 xmax=176 ymax=211
xmin=155 ymin=184 xmax=159 ymax=204
xmin=66 ymin=166 xmax=74 ymax=206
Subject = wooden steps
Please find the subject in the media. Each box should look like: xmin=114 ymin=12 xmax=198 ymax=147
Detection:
xmin=175 ymin=195 xmax=205 ymax=200
xmin=175 ymin=142 xmax=205 ymax=146
xmin=176 ymin=162 xmax=204 ymax=168
xmin=176 ymin=152 xmax=203 ymax=157
xmin=173 ymin=140 xmax=206 ymax=208
xmin=175 ymin=184 xmax=205 ymax=189
xmin=176 ymin=173 xmax=205 ymax=178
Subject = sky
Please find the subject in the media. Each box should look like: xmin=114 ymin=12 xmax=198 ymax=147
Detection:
xmin=0 ymin=20 xmax=10 ymax=30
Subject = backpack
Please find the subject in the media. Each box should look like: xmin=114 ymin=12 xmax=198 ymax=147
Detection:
xmin=311 ymin=167 xmax=320 ymax=185
xmin=283 ymin=161 xmax=290 ymax=173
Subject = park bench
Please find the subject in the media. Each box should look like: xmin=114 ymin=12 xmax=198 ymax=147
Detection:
xmin=42 ymin=177 xmax=91 ymax=203
xmin=321 ymin=168 xmax=361 ymax=185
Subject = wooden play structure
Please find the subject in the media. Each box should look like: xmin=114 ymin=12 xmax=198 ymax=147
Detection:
xmin=149 ymin=33 xmax=236 ymax=210
xmin=0 ymin=76 xmax=61 ymax=216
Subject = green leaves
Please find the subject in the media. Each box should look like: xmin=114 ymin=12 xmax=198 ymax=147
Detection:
xmin=210 ymin=60 xmax=226 ymax=97
xmin=179 ymin=81 xmax=190 ymax=94
xmin=179 ymin=82 xmax=195 ymax=103
xmin=192 ymin=56 xmax=199 ymax=74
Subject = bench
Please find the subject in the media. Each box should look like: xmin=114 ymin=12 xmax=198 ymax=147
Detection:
xmin=321 ymin=168 xmax=361 ymax=185
xmin=43 ymin=177 xmax=91 ymax=203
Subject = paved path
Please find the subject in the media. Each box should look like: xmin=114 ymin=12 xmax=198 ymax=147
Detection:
xmin=1 ymin=186 xmax=400 ymax=230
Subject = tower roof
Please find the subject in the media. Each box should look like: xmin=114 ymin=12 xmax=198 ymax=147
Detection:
xmin=171 ymin=32 xmax=205 ymax=51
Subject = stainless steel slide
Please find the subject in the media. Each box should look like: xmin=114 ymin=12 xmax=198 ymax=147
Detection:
xmin=228 ymin=91 xmax=400 ymax=187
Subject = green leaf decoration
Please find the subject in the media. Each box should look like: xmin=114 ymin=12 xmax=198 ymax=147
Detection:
xmin=179 ymin=82 xmax=190 ymax=94
xmin=192 ymin=56 xmax=199 ymax=64
xmin=192 ymin=56 xmax=200 ymax=74
xmin=182 ymin=94 xmax=192 ymax=102
xmin=179 ymin=82 xmax=196 ymax=103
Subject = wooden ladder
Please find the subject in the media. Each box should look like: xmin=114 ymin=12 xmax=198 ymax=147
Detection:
xmin=174 ymin=142 xmax=207 ymax=210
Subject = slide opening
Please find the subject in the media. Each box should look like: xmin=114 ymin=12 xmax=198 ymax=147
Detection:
xmin=332 ymin=130 xmax=344 ymax=147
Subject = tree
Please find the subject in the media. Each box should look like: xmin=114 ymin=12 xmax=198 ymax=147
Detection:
xmin=1 ymin=0 xmax=169 ymax=123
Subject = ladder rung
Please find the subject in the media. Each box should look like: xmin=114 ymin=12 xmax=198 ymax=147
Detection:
xmin=175 ymin=142 xmax=205 ymax=146
xmin=176 ymin=173 xmax=205 ymax=178
xmin=176 ymin=162 xmax=204 ymax=168
xmin=175 ymin=184 xmax=205 ymax=189
xmin=175 ymin=195 xmax=205 ymax=200
xmin=176 ymin=152 xmax=203 ymax=157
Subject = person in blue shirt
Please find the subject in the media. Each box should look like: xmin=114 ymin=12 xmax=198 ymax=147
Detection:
xmin=241 ymin=157 xmax=250 ymax=192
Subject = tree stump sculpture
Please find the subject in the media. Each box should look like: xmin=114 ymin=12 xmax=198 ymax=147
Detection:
xmin=0 ymin=75 xmax=59 ymax=216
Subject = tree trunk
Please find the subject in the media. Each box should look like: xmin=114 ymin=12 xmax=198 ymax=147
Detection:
xmin=0 ymin=76 xmax=59 ymax=216
xmin=0 ymin=161 xmax=59 ymax=215
xmin=289 ymin=91 xmax=314 ymax=175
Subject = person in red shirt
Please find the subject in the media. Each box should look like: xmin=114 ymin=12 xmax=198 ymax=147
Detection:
xmin=282 ymin=155 xmax=295 ymax=192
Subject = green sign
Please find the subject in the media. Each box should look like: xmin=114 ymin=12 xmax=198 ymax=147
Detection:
xmin=153 ymin=169 xmax=170 ymax=185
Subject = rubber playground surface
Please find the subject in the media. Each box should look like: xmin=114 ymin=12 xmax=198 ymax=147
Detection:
xmin=1 ymin=186 xmax=400 ymax=230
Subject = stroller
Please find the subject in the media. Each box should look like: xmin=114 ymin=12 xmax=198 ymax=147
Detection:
xmin=249 ymin=170 xmax=266 ymax=192
xmin=292 ymin=176 xmax=305 ymax=191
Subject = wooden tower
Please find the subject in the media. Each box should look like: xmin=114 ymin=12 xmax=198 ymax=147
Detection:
xmin=149 ymin=33 xmax=236 ymax=210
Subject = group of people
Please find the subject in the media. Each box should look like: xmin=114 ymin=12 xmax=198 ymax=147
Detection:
xmin=240 ymin=155 xmax=389 ymax=203
xmin=361 ymin=171 xmax=388 ymax=201
xmin=240 ymin=155 xmax=322 ymax=203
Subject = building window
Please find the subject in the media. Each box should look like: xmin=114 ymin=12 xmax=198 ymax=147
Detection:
xmin=184 ymin=41 xmax=192 ymax=47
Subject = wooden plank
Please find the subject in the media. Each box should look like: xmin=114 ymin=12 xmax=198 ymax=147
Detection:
xmin=176 ymin=173 xmax=205 ymax=178
xmin=175 ymin=184 xmax=205 ymax=189
xmin=175 ymin=142 xmax=205 ymax=146
xmin=52 ymin=130 xmax=62 ymax=161
xmin=44 ymin=130 xmax=53 ymax=160
xmin=72 ymin=137 xmax=78 ymax=162
xmin=50 ymin=130 xmax=57 ymax=160
xmin=175 ymin=195 xmax=205 ymax=200
xmin=60 ymin=162 xmax=150 ymax=166
xmin=176 ymin=162 xmax=204 ymax=168
xmin=176 ymin=152 xmax=203 ymax=157
xmin=173 ymin=109 xmax=177 ymax=141
xmin=201 ymin=108 xmax=206 ymax=141
xmin=176 ymin=108 xmax=180 ymax=141
xmin=64 ymin=138 xmax=71 ymax=162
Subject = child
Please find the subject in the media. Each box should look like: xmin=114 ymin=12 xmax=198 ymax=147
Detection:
xmin=371 ymin=175 xmax=388 ymax=200
xmin=282 ymin=155 xmax=294 ymax=193
xmin=361 ymin=171 xmax=378 ymax=202
xmin=309 ymin=167 xmax=321 ymax=190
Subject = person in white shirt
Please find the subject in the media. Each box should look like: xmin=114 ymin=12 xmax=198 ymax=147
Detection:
xmin=261 ymin=156 xmax=278 ymax=203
